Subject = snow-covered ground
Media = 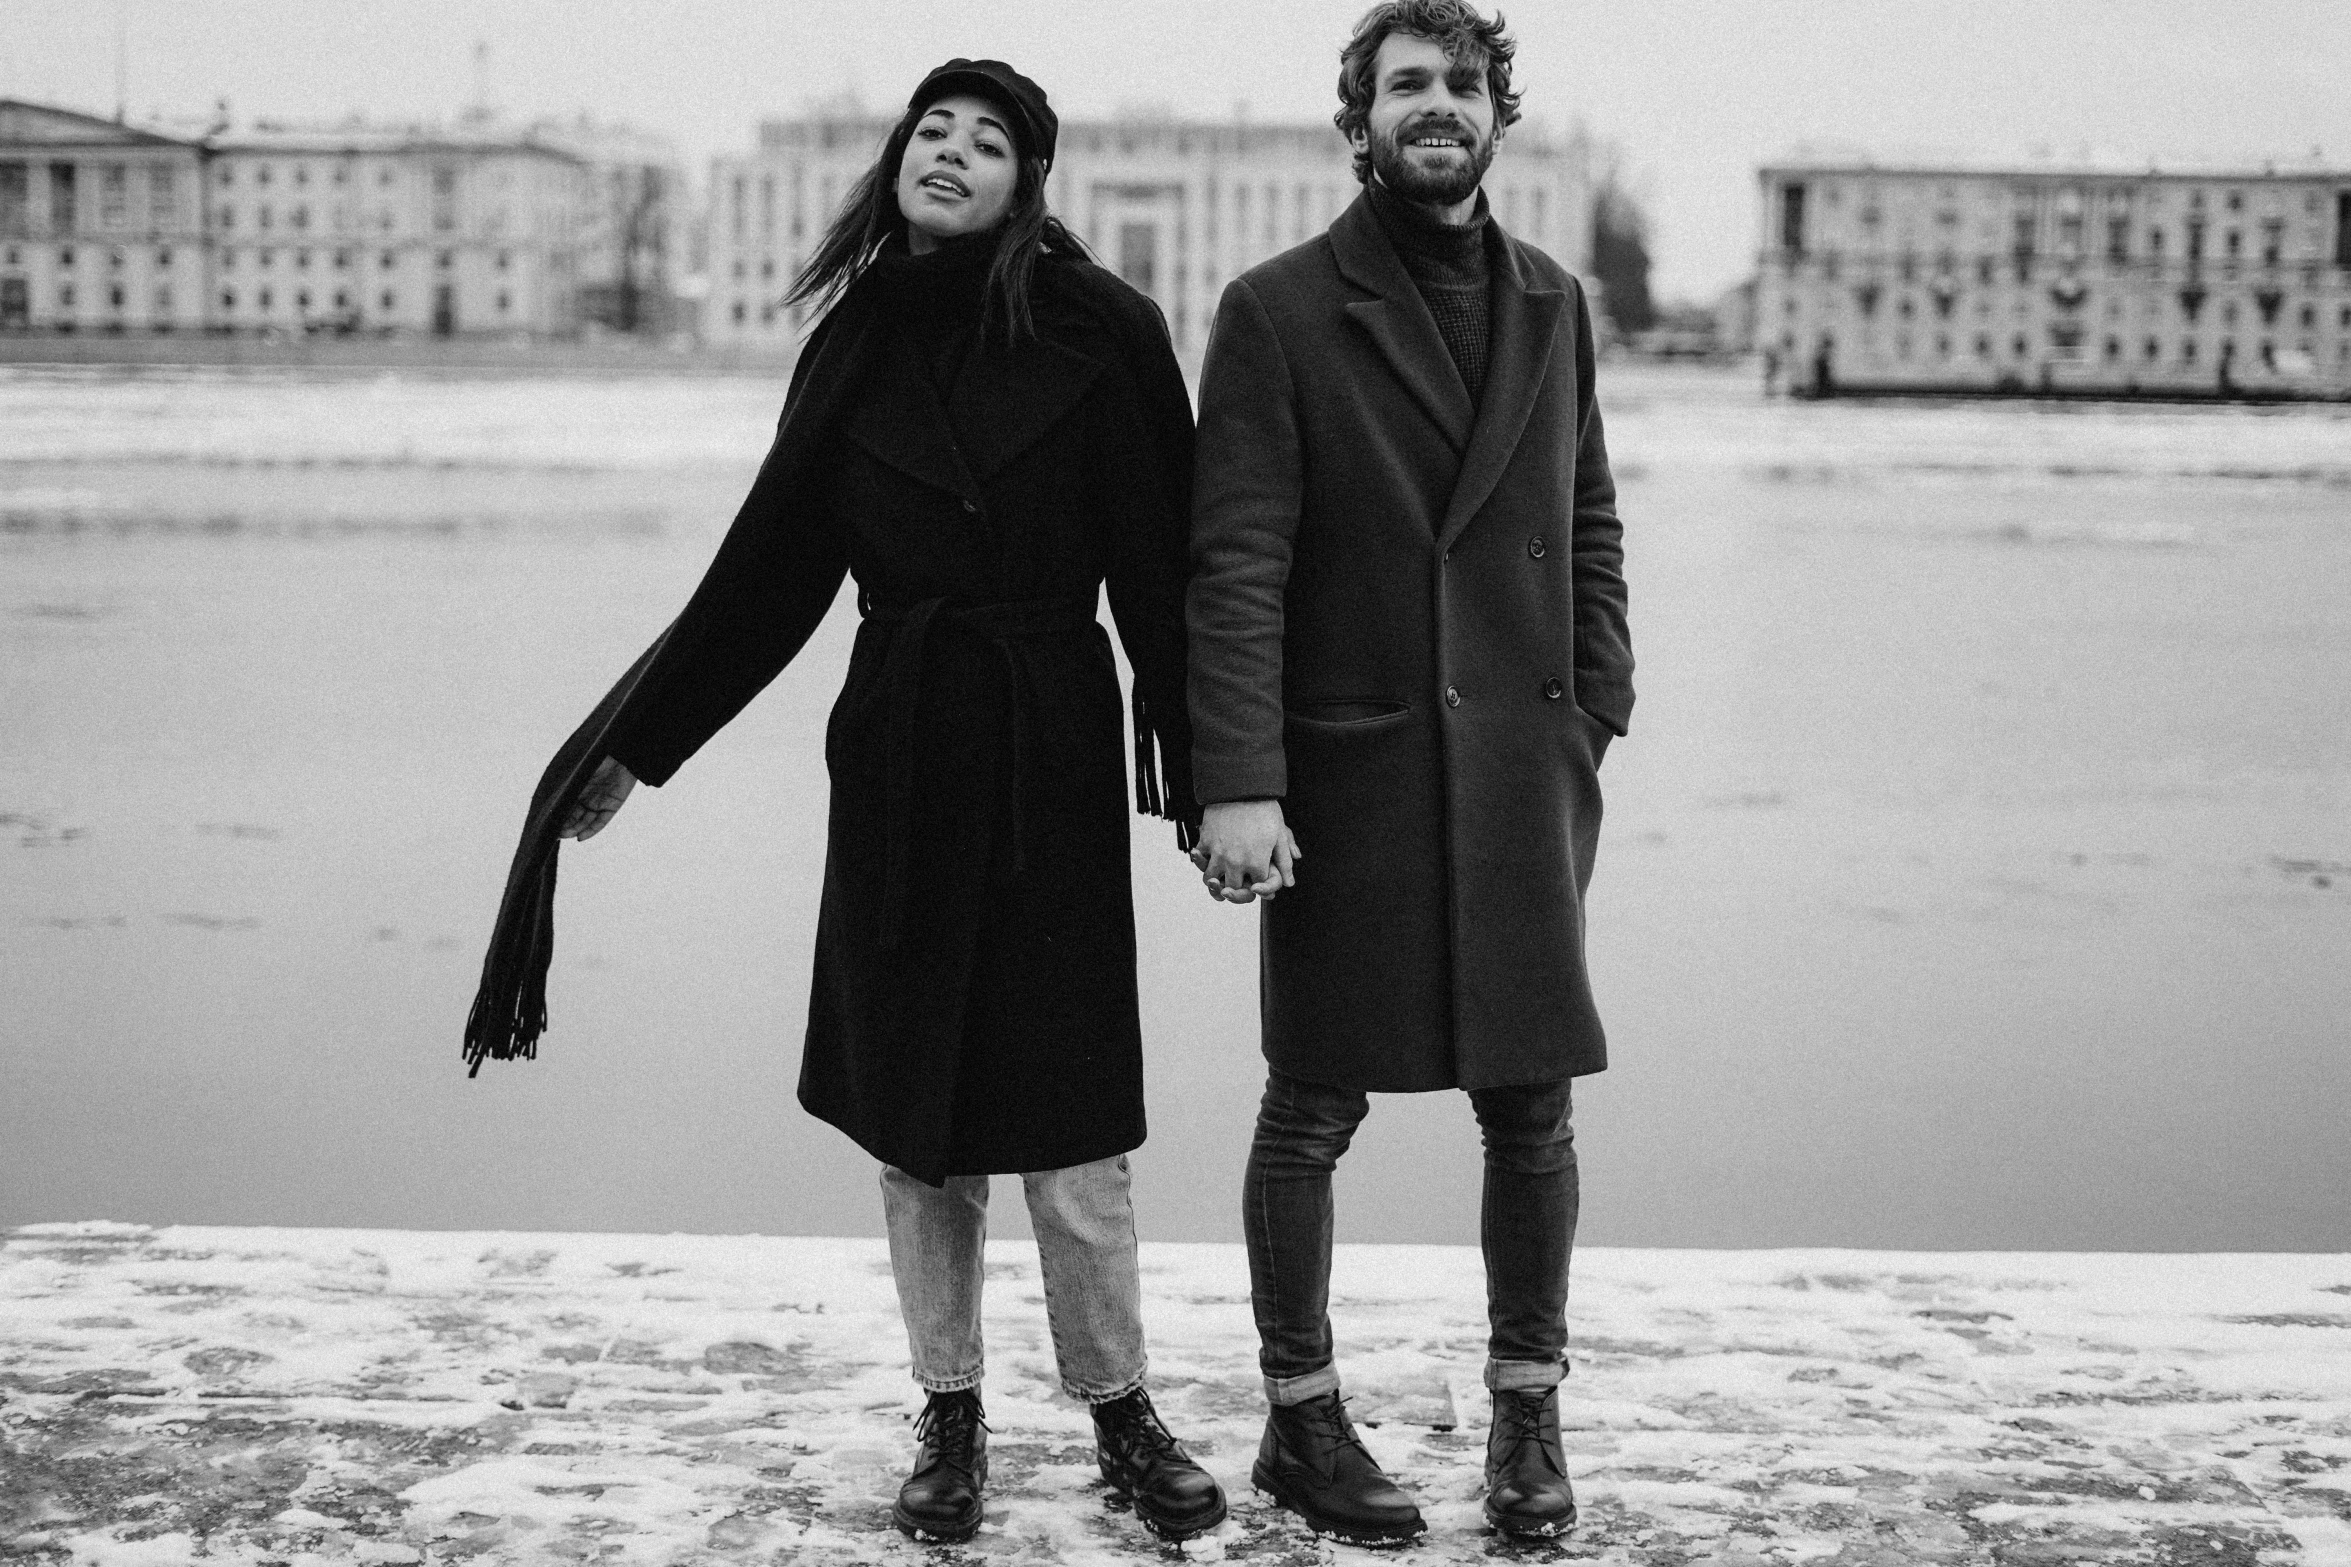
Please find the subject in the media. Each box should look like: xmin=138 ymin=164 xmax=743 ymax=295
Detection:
xmin=3 ymin=1224 xmax=2347 ymax=1565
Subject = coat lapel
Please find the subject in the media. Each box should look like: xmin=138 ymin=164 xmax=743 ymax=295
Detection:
xmin=841 ymin=316 xmax=1106 ymax=495
xmin=1435 ymin=233 xmax=1564 ymax=555
xmin=840 ymin=321 xmax=974 ymax=498
xmin=948 ymin=332 xmax=1103 ymax=480
xmin=1331 ymin=193 xmax=1475 ymax=454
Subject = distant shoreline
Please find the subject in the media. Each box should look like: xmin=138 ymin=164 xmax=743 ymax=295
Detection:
xmin=0 ymin=333 xmax=801 ymax=378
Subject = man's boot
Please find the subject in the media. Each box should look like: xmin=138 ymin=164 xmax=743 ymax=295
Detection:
xmin=1483 ymin=1386 xmax=1578 ymax=1538
xmin=892 ymin=1388 xmax=988 ymax=1542
xmin=1092 ymin=1386 xmax=1229 ymax=1540
xmin=1251 ymin=1391 xmax=1425 ymax=1547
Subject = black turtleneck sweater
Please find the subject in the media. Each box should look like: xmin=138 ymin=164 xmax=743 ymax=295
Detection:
xmin=1367 ymin=179 xmax=1493 ymax=403
xmin=866 ymin=230 xmax=998 ymax=394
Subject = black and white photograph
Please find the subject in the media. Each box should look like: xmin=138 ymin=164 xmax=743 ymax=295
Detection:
xmin=3 ymin=2 xmax=2348 ymax=1561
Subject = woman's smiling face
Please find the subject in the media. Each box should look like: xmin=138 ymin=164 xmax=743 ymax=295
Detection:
xmin=895 ymin=93 xmax=1020 ymax=250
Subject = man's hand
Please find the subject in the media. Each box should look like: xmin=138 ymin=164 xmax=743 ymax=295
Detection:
xmin=1190 ymin=798 xmax=1301 ymax=903
xmin=560 ymin=757 xmax=637 ymax=841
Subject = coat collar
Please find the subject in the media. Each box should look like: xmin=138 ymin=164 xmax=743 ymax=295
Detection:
xmin=1330 ymin=188 xmax=1569 ymax=551
xmin=841 ymin=285 xmax=1105 ymax=499
xmin=1333 ymin=191 xmax=1475 ymax=452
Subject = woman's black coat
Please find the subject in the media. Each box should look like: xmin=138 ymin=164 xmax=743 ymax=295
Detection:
xmin=472 ymin=244 xmax=1196 ymax=1184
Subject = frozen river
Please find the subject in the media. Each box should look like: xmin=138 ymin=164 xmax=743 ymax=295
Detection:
xmin=3 ymin=363 xmax=2346 ymax=1250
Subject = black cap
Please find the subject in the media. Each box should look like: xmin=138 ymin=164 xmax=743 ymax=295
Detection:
xmin=907 ymin=58 xmax=1058 ymax=169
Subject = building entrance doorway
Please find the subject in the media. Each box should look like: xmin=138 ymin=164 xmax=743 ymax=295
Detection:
xmin=0 ymin=277 xmax=26 ymax=330
xmin=432 ymin=284 xmax=455 ymax=336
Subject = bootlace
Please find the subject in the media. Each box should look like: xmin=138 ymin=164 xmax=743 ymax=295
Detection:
xmin=1492 ymin=1390 xmax=1564 ymax=1476
xmin=1099 ymin=1391 xmax=1184 ymax=1464
xmin=1290 ymin=1393 xmax=1374 ymax=1463
xmin=915 ymin=1392 xmax=988 ymax=1471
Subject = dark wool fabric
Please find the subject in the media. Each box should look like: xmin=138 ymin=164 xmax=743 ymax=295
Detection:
xmin=1188 ymin=189 xmax=1633 ymax=1093
xmin=1368 ymin=180 xmax=1493 ymax=402
xmin=468 ymin=241 xmax=1199 ymax=1184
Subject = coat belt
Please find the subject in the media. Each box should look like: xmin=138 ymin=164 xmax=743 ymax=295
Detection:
xmin=859 ymin=591 xmax=1100 ymax=948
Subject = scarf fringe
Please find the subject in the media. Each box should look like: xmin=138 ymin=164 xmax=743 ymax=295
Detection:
xmin=463 ymin=846 xmax=558 ymax=1076
xmin=1132 ymin=687 xmax=1198 ymax=853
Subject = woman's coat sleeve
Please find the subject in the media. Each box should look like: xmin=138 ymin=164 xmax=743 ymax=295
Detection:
xmin=1096 ymin=290 xmax=1201 ymax=835
xmin=603 ymin=331 xmax=851 ymax=786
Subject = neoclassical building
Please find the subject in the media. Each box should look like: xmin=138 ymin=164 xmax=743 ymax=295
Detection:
xmin=0 ymin=100 xmax=209 ymax=333
xmin=1 ymin=98 xmax=681 ymax=339
xmin=704 ymin=109 xmax=1593 ymax=361
xmin=1756 ymin=152 xmax=2351 ymax=397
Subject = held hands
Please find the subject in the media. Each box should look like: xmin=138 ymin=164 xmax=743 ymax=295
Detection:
xmin=1189 ymin=799 xmax=1301 ymax=903
xmin=560 ymin=757 xmax=638 ymax=841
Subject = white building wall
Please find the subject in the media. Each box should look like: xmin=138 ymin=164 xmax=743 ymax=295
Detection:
xmin=700 ymin=112 xmax=1595 ymax=362
xmin=1756 ymin=159 xmax=2351 ymax=395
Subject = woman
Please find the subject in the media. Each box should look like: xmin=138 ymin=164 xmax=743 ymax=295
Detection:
xmin=464 ymin=59 xmax=1224 ymax=1546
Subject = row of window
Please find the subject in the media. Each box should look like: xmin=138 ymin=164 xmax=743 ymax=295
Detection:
xmin=1 ymin=244 xmax=518 ymax=271
xmin=1789 ymin=326 xmax=2351 ymax=371
xmin=0 ymin=161 xmax=186 ymax=234
xmin=1788 ymin=285 xmax=2351 ymax=332
xmin=30 ymin=284 xmax=518 ymax=316
xmin=213 ymin=288 xmax=515 ymax=314
xmin=217 ymin=248 xmax=511 ymax=271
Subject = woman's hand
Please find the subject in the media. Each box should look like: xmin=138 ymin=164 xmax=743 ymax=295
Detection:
xmin=560 ymin=757 xmax=638 ymax=841
xmin=1190 ymin=799 xmax=1300 ymax=903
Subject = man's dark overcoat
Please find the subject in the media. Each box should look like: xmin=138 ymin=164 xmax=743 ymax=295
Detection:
xmin=487 ymin=245 xmax=1196 ymax=1184
xmin=1187 ymin=190 xmax=1634 ymax=1093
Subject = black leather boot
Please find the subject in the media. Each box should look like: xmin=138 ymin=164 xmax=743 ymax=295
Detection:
xmin=892 ymin=1388 xmax=988 ymax=1542
xmin=1092 ymin=1386 xmax=1229 ymax=1540
xmin=1484 ymin=1386 xmax=1578 ymax=1537
xmin=1251 ymin=1392 xmax=1425 ymax=1547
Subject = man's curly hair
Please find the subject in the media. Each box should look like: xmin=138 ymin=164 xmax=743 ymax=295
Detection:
xmin=1334 ymin=0 xmax=1524 ymax=184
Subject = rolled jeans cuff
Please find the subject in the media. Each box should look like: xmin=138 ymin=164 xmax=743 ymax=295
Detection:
xmin=1485 ymin=1356 xmax=1567 ymax=1393
xmin=915 ymin=1367 xmax=985 ymax=1396
xmin=1264 ymin=1363 xmax=1341 ymax=1406
xmin=1079 ymin=1369 xmax=1150 ymax=1406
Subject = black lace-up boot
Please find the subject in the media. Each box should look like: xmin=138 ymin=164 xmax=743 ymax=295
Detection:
xmin=1251 ymin=1391 xmax=1426 ymax=1547
xmin=892 ymin=1388 xmax=989 ymax=1542
xmin=1092 ymin=1386 xmax=1229 ymax=1541
xmin=1483 ymin=1386 xmax=1578 ymax=1537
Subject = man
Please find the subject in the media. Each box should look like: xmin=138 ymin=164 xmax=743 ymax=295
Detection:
xmin=1186 ymin=0 xmax=1633 ymax=1546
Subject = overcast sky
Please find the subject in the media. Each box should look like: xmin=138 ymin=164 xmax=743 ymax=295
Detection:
xmin=8 ymin=1 xmax=2348 ymax=299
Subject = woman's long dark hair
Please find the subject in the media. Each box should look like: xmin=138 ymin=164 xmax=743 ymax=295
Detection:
xmin=784 ymin=98 xmax=1089 ymax=342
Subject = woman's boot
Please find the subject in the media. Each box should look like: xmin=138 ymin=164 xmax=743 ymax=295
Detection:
xmin=892 ymin=1388 xmax=989 ymax=1542
xmin=1092 ymin=1386 xmax=1228 ymax=1540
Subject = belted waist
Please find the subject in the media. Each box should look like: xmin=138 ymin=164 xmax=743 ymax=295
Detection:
xmin=860 ymin=593 xmax=1101 ymax=947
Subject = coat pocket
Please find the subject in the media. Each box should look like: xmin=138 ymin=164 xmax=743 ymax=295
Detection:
xmin=1286 ymin=698 xmax=1412 ymax=730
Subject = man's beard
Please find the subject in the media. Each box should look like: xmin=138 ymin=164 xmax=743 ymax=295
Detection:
xmin=1369 ymin=116 xmax=1496 ymax=208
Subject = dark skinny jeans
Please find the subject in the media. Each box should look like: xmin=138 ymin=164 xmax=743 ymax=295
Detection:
xmin=1242 ymin=1069 xmax=1578 ymax=1402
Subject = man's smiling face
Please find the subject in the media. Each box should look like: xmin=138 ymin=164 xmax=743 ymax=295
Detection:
xmin=1355 ymin=30 xmax=1499 ymax=209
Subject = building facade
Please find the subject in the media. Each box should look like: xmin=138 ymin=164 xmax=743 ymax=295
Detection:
xmin=531 ymin=115 xmax=687 ymax=336
xmin=0 ymin=100 xmax=210 ymax=333
xmin=207 ymin=121 xmax=591 ymax=338
xmin=703 ymin=110 xmax=1594 ymax=361
xmin=1756 ymin=154 xmax=2351 ymax=396
xmin=1 ymin=97 xmax=645 ymax=340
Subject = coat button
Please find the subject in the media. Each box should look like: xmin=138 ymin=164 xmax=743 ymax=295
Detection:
xmin=1528 ymin=535 xmax=1547 ymax=558
xmin=1445 ymin=685 xmax=1461 ymax=707
xmin=1544 ymin=677 xmax=1564 ymax=701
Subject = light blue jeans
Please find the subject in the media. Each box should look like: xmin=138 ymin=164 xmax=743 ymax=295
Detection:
xmin=880 ymin=1155 xmax=1148 ymax=1402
